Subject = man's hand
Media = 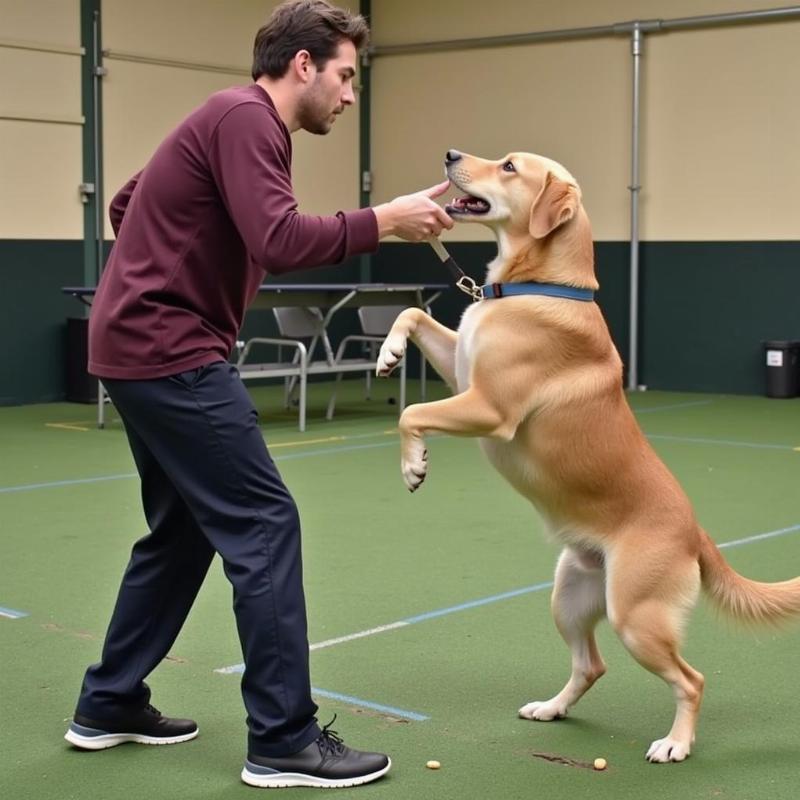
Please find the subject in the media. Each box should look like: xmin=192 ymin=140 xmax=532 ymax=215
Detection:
xmin=374 ymin=180 xmax=454 ymax=242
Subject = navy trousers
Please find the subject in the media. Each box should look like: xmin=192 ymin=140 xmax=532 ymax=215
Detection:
xmin=76 ymin=362 xmax=321 ymax=757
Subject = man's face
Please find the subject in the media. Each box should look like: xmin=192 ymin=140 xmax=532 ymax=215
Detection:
xmin=297 ymin=39 xmax=357 ymax=135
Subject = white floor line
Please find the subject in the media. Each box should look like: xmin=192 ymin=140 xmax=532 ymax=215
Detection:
xmin=309 ymin=622 xmax=410 ymax=651
xmin=214 ymin=521 xmax=800 ymax=676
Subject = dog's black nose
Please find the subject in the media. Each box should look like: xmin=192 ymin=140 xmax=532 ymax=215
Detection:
xmin=445 ymin=149 xmax=462 ymax=164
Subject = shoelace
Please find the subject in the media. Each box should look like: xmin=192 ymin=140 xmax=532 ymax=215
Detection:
xmin=317 ymin=715 xmax=345 ymax=757
xmin=144 ymin=703 xmax=161 ymax=716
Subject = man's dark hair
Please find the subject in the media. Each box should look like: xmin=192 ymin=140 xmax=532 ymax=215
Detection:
xmin=252 ymin=0 xmax=369 ymax=80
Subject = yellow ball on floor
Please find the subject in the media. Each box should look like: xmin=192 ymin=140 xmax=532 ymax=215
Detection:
xmin=426 ymin=760 xmax=441 ymax=770
xmin=593 ymin=757 xmax=607 ymax=771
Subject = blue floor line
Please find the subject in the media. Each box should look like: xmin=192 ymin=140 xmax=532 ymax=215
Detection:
xmin=211 ymin=520 xmax=800 ymax=725
xmin=632 ymin=400 xmax=715 ymax=414
xmin=4 ymin=427 xmax=796 ymax=495
xmin=402 ymin=581 xmax=555 ymax=624
xmin=250 ymin=517 xmax=800 ymax=721
xmin=0 ymin=605 xmax=29 ymax=619
xmin=0 ymin=442 xmax=403 ymax=494
xmin=274 ymin=440 xmax=399 ymax=461
xmin=646 ymin=433 xmax=796 ymax=451
xmin=717 ymin=523 xmax=800 ymax=549
xmin=311 ymin=687 xmax=429 ymax=721
xmin=0 ymin=473 xmax=138 ymax=494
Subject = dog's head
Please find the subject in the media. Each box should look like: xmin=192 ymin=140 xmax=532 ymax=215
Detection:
xmin=444 ymin=150 xmax=595 ymax=286
xmin=444 ymin=150 xmax=582 ymax=240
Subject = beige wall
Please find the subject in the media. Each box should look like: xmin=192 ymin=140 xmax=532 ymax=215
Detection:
xmin=2 ymin=1 xmax=797 ymax=243
xmin=371 ymin=0 xmax=800 ymax=241
xmin=0 ymin=0 xmax=83 ymax=239
xmin=644 ymin=22 xmax=799 ymax=240
xmin=0 ymin=0 xmax=362 ymax=241
xmin=102 ymin=0 xmax=361 ymax=239
xmin=101 ymin=0 xmax=259 ymax=240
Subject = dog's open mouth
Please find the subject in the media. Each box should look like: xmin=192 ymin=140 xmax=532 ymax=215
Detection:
xmin=445 ymin=194 xmax=491 ymax=216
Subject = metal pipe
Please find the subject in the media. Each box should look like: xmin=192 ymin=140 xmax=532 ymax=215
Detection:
xmin=628 ymin=25 xmax=643 ymax=392
xmin=370 ymin=6 xmax=800 ymax=56
xmin=0 ymin=112 xmax=84 ymax=125
xmin=358 ymin=0 xmax=372 ymax=282
xmin=92 ymin=10 xmax=104 ymax=282
xmin=660 ymin=5 xmax=800 ymax=30
xmin=0 ymin=38 xmax=84 ymax=56
xmin=104 ymin=50 xmax=248 ymax=76
xmin=80 ymin=0 xmax=97 ymax=290
xmin=370 ymin=5 xmax=800 ymax=391
xmin=372 ymin=24 xmax=616 ymax=56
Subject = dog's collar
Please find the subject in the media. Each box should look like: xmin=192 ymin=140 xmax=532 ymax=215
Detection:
xmin=426 ymin=240 xmax=595 ymax=304
xmin=481 ymin=282 xmax=595 ymax=302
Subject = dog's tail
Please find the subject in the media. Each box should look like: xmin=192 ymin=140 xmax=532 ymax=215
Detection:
xmin=698 ymin=529 xmax=800 ymax=625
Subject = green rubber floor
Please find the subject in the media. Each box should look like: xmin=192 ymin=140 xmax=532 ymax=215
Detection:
xmin=1 ymin=379 xmax=799 ymax=799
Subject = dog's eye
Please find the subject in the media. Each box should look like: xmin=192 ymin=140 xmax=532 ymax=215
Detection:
xmin=502 ymin=161 xmax=516 ymax=173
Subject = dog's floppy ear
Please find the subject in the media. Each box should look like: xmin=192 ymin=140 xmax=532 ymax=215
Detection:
xmin=529 ymin=172 xmax=579 ymax=239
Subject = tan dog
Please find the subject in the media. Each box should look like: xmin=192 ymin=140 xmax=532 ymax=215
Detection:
xmin=376 ymin=150 xmax=800 ymax=763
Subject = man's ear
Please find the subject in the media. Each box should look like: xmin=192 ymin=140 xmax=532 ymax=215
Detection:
xmin=293 ymin=50 xmax=314 ymax=82
xmin=529 ymin=173 xmax=579 ymax=239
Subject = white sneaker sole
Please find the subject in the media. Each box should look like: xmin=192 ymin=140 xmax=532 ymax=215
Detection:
xmin=64 ymin=725 xmax=198 ymax=750
xmin=241 ymin=758 xmax=391 ymax=789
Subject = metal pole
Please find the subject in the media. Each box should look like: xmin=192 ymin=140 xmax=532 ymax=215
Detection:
xmin=628 ymin=24 xmax=642 ymax=391
xmin=92 ymin=10 xmax=105 ymax=282
xmin=370 ymin=6 xmax=800 ymax=391
xmin=79 ymin=0 xmax=97 ymax=289
xmin=359 ymin=0 xmax=372 ymax=283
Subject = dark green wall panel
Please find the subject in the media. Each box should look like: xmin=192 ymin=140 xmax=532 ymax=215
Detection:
xmin=372 ymin=241 xmax=632 ymax=374
xmin=0 ymin=241 xmax=85 ymax=405
xmin=2 ymin=239 xmax=797 ymax=404
xmin=639 ymin=242 xmax=800 ymax=394
xmin=371 ymin=241 xmax=494 ymax=334
xmin=594 ymin=242 xmax=630 ymax=379
xmin=373 ymin=240 xmax=800 ymax=396
xmin=0 ymin=244 xmax=364 ymax=405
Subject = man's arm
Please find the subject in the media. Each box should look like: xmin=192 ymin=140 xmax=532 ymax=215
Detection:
xmin=109 ymin=171 xmax=142 ymax=236
xmin=208 ymin=104 xmax=451 ymax=274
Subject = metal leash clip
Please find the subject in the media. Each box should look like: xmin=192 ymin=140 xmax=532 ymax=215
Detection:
xmin=428 ymin=238 xmax=483 ymax=303
xmin=456 ymin=275 xmax=483 ymax=302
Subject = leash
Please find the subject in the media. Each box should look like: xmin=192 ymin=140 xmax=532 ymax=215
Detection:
xmin=427 ymin=238 xmax=483 ymax=302
xmin=427 ymin=238 xmax=595 ymax=304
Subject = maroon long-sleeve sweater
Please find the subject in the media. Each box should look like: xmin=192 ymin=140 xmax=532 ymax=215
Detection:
xmin=88 ymin=84 xmax=378 ymax=380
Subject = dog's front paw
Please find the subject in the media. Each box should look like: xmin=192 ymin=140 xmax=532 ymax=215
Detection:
xmin=401 ymin=439 xmax=428 ymax=493
xmin=645 ymin=736 xmax=691 ymax=763
xmin=518 ymin=700 xmax=568 ymax=721
xmin=376 ymin=334 xmax=406 ymax=377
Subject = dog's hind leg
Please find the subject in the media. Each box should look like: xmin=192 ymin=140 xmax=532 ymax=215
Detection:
xmin=606 ymin=546 xmax=704 ymax=763
xmin=519 ymin=547 xmax=607 ymax=721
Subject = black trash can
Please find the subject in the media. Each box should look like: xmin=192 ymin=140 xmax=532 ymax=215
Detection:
xmin=66 ymin=317 xmax=98 ymax=403
xmin=763 ymin=340 xmax=800 ymax=398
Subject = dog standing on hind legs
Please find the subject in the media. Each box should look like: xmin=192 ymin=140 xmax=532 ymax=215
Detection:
xmin=377 ymin=149 xmax=800 ymax=763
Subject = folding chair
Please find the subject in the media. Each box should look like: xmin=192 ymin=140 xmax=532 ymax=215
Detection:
xmin=325 ymin=305 xmax=407 ymax=420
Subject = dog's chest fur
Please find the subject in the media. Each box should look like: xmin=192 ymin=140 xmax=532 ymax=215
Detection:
xmin=454 ymin=301 xmax=489 ymax=392
xmin=454 ymin=300 xmax=541 ymax=487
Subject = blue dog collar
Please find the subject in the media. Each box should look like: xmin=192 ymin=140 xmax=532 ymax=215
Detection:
xmin=481 ymin=282 xmax=595 ymax=302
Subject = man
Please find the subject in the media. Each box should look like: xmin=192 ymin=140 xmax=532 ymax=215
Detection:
xmin=64 ymin=0 xmax=452 ymax=789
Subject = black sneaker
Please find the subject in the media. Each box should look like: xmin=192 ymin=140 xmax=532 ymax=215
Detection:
xmin=64 ymin=703 xmax=198 ymax=750
xmin=241 ymin=716 xmax=391 ymax=789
